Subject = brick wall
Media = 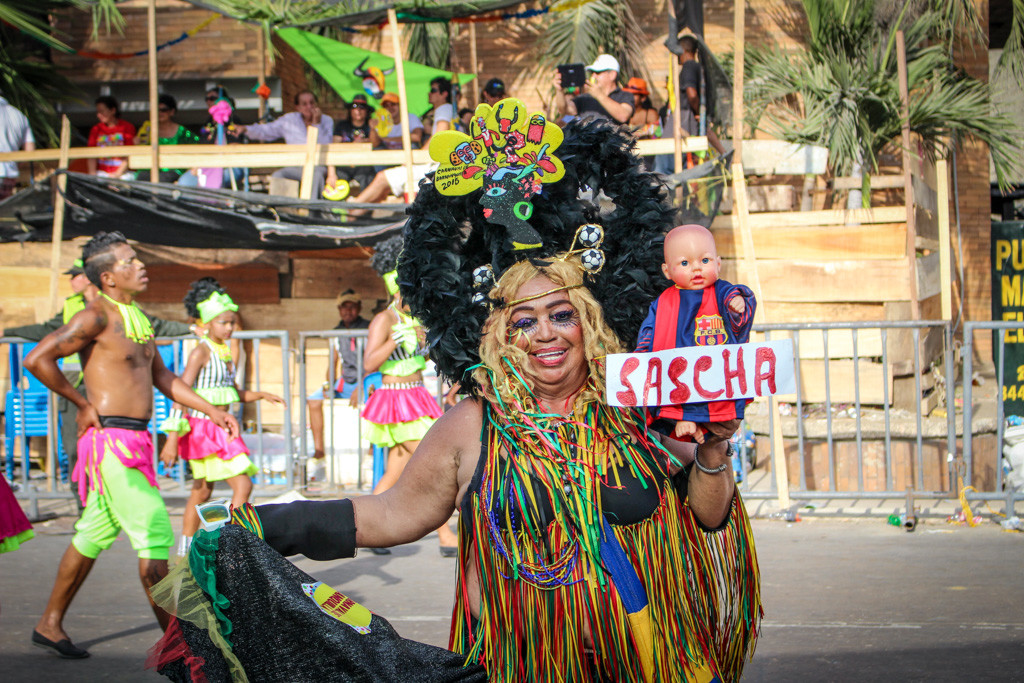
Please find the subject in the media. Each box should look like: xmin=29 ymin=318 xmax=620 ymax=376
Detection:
xmin=53 ymin=0 xmax=263 ymax=81
xmin=954 ymin=1 xmax=994 ymax=364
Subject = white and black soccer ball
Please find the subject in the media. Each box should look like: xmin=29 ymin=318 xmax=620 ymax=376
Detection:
xmin=580 ymin=248 xmax=605 ymax=272
xmin=472 ymin=264 xmax=495 ymax=290
xmin=577 ymin=223 xmax=604 ymax=248
xmin=472 ymin=292 xmax=488 ymax=306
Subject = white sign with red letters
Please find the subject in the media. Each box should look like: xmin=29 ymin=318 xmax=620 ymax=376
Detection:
xmin=605 ymin=339 xmax=796 ymax=407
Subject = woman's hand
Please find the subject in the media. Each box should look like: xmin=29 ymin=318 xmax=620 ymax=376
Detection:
xmin=159 ymin=434 xmax=179 ymax=468
xmin=259 ymin=391 xmax=285 ymax=405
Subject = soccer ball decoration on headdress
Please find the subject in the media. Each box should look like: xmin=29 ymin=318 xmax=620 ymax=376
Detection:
xmin=401 ymin=118 xmax=677 ymax=392
xmin=429 ymin=98 xmax=565 ymax=251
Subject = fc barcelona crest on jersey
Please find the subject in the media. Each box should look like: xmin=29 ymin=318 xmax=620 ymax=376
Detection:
xmin=694 ymin=314 xmax=727 ymax=346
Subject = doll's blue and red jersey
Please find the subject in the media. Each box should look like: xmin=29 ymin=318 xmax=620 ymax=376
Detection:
xmin=635 ymin=279 xmax=756 ymax=425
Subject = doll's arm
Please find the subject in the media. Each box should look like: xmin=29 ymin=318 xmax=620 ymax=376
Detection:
xmin=725 ymin=285 xmax=756 ymax=342
xmin=634 ymin=301 xmax=659 ymax=353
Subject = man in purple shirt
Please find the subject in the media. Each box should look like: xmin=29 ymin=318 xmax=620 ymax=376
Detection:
xmin=238 ymin=90 xmax=334 ymax=198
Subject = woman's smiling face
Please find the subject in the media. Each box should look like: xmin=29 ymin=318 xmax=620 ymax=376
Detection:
xmin=507 ymin=276 xmax=588 ymax=398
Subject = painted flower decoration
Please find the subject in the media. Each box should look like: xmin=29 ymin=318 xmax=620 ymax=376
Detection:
xmin=428 ymin=98 xmax=564 ymax=198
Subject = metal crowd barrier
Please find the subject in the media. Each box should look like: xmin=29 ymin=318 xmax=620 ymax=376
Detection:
xmin=296 ymin=329 xmax=449 ymax=492
xmin=3 ymin=331 xmax=292 ymax=516
xmin=963 ymin=321 xmax=1022 ymax=512
xmin=297 ymin=329 xmax=370 ymax=490
xmin=7 ymin=322 xmax=1021 ymax=515
xmin=739 ymin=321 xmax=961 ymax=503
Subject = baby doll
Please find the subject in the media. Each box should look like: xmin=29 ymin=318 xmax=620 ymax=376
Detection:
xmin=635 ymin=224 xmax=757 ymax=443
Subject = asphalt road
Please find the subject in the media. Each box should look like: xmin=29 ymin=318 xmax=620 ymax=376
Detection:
xmin=1 ymin=501 xmax=1022 ymax=682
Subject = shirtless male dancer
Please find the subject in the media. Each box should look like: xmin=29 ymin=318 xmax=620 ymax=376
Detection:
xmin=25 ymin=232 xmax=240 ymax=659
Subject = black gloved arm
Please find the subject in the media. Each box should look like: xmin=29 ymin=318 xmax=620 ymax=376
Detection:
xmin=255 ymin=499 xmax=357 ymax=561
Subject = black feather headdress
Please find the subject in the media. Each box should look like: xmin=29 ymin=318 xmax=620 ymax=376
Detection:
xmin=398 ymin=118 xmax=675 ymax=393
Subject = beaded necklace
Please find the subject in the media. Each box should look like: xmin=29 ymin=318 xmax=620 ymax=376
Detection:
xmin=101 ymin=293 xmax=154 ymax=344
xmin=478 ymin=363 xmax=676 ymax=590
xmin=206 ymin=337 xmax=233 ymax=365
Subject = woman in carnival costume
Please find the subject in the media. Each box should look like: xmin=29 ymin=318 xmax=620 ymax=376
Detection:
xmin=159 ymin=278 xmax=282 ymax=556
xmin=362 ymin=235 xmax=459 ymax=556
xmin=0 ymin=472 xmax=33 ymax=617
xmin=148 ymin=110 xmax=760 ymax=683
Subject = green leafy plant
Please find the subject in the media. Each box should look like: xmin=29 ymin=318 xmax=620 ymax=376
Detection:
xmin=535 ymin=0 xmax=654 ymax=92
xmin=0 ymin=1 xmax=82 ymax=146
xmin=744 ymin=0 xmax=1020 ymax=207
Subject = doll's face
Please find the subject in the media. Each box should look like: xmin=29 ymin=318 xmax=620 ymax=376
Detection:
xmin=661 ymin=225 xmax=721 ymax=290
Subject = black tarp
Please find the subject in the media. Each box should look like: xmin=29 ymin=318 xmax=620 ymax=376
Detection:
xmin=0 ymin=173 xmax=407 ymax=250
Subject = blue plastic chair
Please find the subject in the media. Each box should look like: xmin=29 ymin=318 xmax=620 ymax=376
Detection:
xmin=362 ymin=372 xmax=385 ymax=488
xmin=153 ymin=341 xmax=183 ymax=479
xmin=4 ymin=342 xmax=68 ymax=480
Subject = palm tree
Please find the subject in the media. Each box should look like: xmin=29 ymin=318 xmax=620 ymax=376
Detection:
xmin=743 ymin=0 xmax=1020 ymax=208
xmin=535 ymin=0 xmax=654 ymax=94
xmin=0 ymin=1 xmax=83 ymax=146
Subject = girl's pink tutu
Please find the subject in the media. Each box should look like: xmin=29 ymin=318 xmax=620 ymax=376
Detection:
xmin=0 ymin=475 xmax=33 ymax=553
xmin=179 ymin=416 xmax=248 ymax=462
xmin=362 ymin=384 xmax=442 ymax=425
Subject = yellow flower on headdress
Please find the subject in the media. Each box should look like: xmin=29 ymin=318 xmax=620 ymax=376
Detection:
xmin=429 ymin=99 xmax=565 ymax=197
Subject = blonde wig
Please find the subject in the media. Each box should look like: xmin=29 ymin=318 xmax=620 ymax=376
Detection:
xmin=473 ymin=256 xmax=625 ymax=409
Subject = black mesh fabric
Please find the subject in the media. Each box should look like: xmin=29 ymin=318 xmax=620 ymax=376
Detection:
xmin=156 ymin=526 xmax=486 ymax=682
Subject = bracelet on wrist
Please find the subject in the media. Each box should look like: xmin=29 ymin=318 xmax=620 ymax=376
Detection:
xmin=693 ymin=442 xmax=731 ymax=475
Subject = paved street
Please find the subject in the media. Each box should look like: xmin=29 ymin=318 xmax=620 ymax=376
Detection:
xmin=1 ymin=499 xmax=1022 ymax=681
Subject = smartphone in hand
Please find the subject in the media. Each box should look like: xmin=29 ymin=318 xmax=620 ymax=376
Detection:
xmin=557 ymin=63 xmax=586 ymax=89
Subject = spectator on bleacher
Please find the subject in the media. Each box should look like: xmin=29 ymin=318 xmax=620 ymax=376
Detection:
xmin=457 ymin=107 xmax=473 ymax=133
xmin=655 ymin=36 xmax=725 ymax=175
xmin=554 ymin=54 xmax=633 ymax=125
xmin=369 ymin=92 xmax=423 ymax=151
xmin=135 ymin=94 xmax=200 ymax=183
xmin=87 ymin=96 xmax=135 ymax=179
xmin=624 ymin=78 xmax=660 ymax=139
xmin=325 ymin=93 xmax=375 ymax=193
xmin=178 ymin=86 xmax=247 ymax=189
xmin=481 ymin=77 xmax=508 ymax=106
xmin=0 ymin=94 xmax=35 ymax=200
xmin=236 ymin=90 xmax=334 ymax=198
xmin=348 ymin=80 xmax=452 ymax=213
xmin=198 ymin=87 xmax=246 ymax=144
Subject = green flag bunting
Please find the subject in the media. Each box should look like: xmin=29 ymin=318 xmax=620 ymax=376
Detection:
xmin=276 ymin=28 xmax=475 ymax=118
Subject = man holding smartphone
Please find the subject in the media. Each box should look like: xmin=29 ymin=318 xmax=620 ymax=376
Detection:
xmin=554 ymin=54 xmax=634 ymax=125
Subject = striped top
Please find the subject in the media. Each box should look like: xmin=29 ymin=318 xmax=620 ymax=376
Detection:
xmin=172 ymin=338 xmax=240 ymax=421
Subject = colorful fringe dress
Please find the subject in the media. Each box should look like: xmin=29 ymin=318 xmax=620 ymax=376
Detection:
xmin=161 ymin=338 xmax=256 ymax=482
xmin=362 ymin=310 xmax=442 ymax=449
xmin=451 ymin=401 xmax=762 ymax=682
xmin=0 ymin=474 xmax=33 ymax=554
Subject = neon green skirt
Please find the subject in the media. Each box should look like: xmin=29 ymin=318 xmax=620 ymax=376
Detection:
xmin=362 ymin=415 xmax=437 ymax=449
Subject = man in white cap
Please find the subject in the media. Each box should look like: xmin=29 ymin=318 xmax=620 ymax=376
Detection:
xmin=554 ymin=53 xmax=634 ymax=125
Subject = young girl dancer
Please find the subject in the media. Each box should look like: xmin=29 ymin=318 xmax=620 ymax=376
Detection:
xmin=160 ymin=278 xmax=282 ymax=556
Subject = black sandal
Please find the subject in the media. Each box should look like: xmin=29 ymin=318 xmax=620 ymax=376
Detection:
xmin=32 ymin=630 xmax=90 ymax=659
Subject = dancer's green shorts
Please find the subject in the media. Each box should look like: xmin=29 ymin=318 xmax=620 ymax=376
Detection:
xmin=72 ymin=450 xmax=173 ymax=561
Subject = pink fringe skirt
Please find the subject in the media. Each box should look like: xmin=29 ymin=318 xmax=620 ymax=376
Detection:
xmin=362 ymin=384 xmax=442 ymax=426
xmin=180 ymin=416 xmax=248 ymax=462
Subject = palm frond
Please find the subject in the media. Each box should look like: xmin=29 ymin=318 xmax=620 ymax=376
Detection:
xmin=744 ymin=0 xmax=1022 ymax=190
xmin=404 ymin=21 xmax=451 ymax=70
xmin=995 ymin=0 xmax=1024 ymax=92
xmin=536 ymin=0 xmax=620 ymax=68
